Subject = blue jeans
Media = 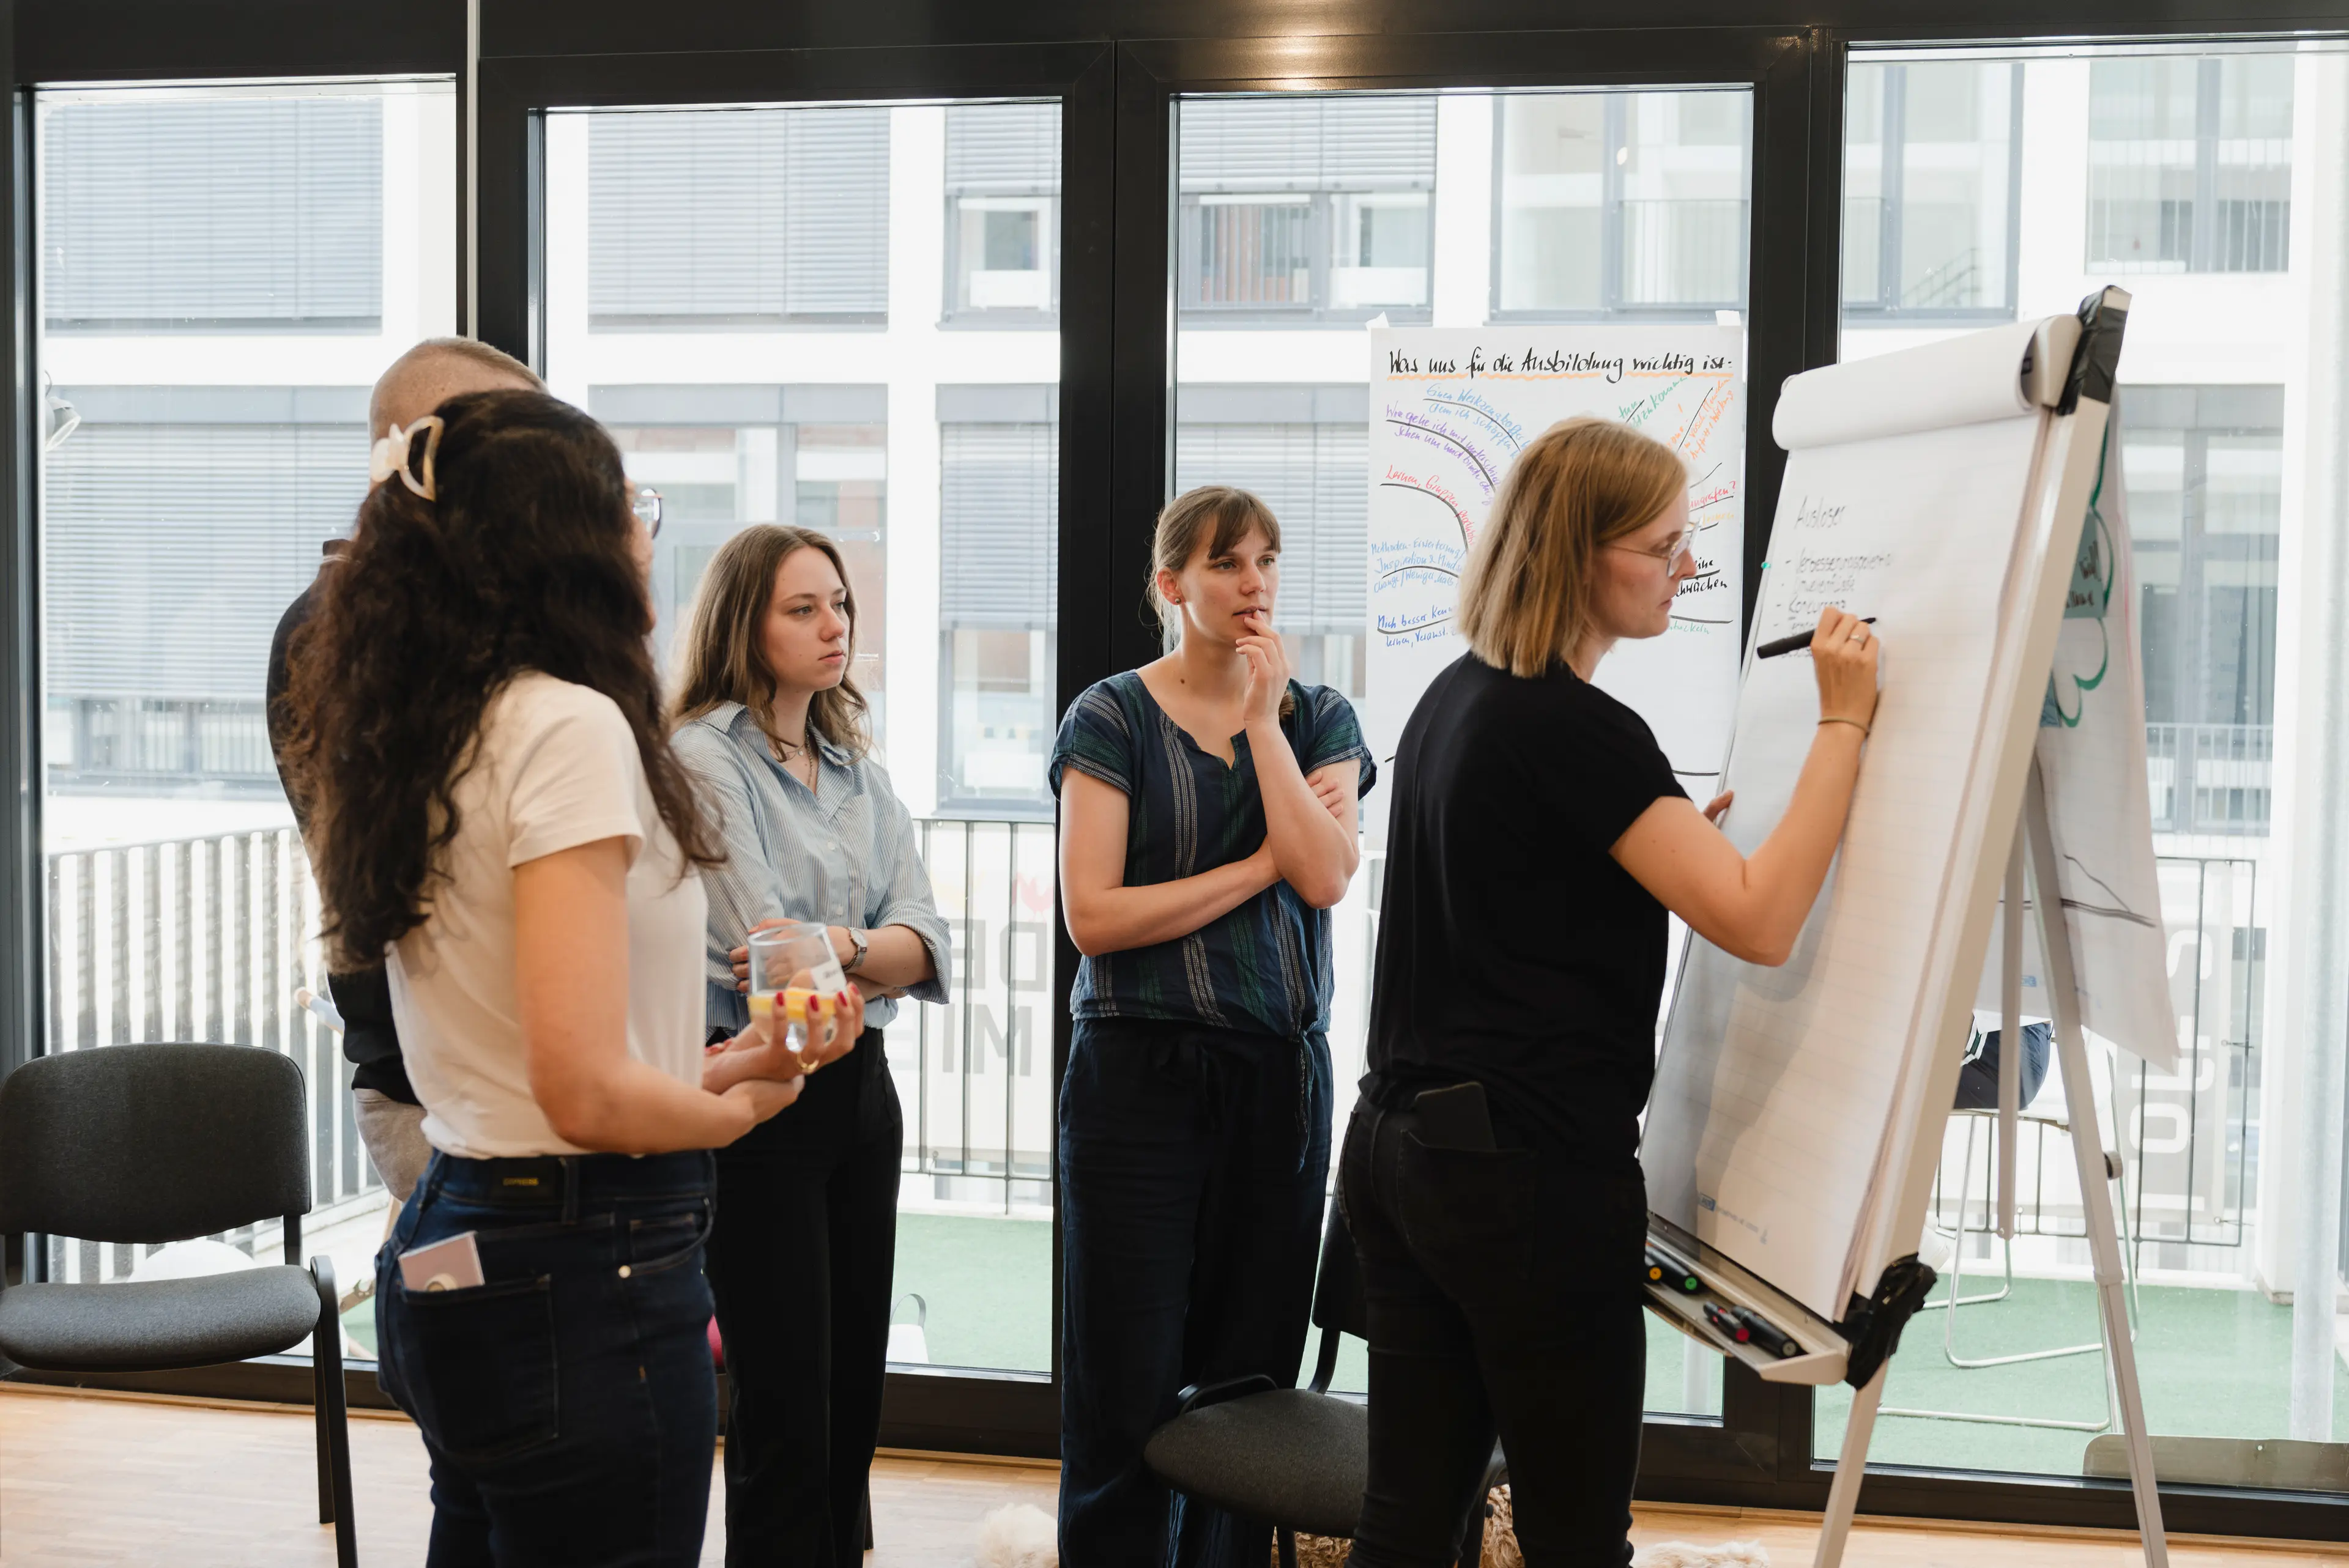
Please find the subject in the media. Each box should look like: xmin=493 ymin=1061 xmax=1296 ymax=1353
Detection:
xmin=1057 ymin=1016 xmax=1334 ymax=1568
xmin=377 ymin=1149 xmax=719 ymax=1568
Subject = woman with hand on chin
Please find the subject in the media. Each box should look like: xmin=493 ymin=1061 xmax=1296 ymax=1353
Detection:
xmin=1050 ymin=486 xmax=1376 ymax=1568
xmin=669 ymin=525 xmax=949 ymax=1568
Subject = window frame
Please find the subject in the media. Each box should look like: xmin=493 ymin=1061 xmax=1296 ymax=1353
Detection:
xmin=2 ymin=0 xmax=2348 ymax=1544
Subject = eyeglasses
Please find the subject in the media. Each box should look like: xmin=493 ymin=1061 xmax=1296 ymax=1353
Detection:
xmin=1606 ymin=530 xmax=1694 ymax=574
xmin=631 ymin=486 xmax=664 ymax=539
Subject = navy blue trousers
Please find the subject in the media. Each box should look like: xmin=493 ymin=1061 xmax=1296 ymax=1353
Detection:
xmin=1056 ymin=1015 xmax=1334 ymax=1568
xmin=377 ymin=1149 xmax=720 ymax=1568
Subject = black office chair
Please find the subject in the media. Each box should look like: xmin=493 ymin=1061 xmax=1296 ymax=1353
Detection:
xmin=0 ymin=1043 xmax=357 ymax=1567
xmin=1145 ymin=1200 xmax=1508 ymax=1568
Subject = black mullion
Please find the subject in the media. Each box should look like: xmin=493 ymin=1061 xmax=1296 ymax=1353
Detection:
xmin=1053 ymin=41 xmax=1117 ymax=1389
xmin=473 ymin=60 xmax=533 ymax=366
xmin=1107 ymin=43 xmax=1173 ymax=681
xmin=1740 ymin=29 xmax=1831 ymax=637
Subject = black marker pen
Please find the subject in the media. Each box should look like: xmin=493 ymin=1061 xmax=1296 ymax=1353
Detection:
xmin=1645 ymin=1246 xmax=1702 ymax=1294
xmin=1730 ymin=1306 xmax=1802 ymax=1359
xmin=1756 ymin=618 xmax=1876 ymax=660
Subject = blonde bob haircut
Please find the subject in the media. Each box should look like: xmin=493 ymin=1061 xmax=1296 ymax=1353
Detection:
xmin=1456 ymin=415 xmax=1687 ymax=678
xmin=670 ymin=523 xmax=872 ymax=760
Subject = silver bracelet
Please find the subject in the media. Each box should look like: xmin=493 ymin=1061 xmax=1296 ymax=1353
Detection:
xmin=1818 ymin=716 xmax=1871 ymax=737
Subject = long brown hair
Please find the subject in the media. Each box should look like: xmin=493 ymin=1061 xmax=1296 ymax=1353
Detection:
xmin=281 ymin=389 xmax=719 ymax=971
xmin=1149 ymin=484 xmax=1295 ymax=715
xmin=670 ymin=523 xmax=872 ymax=760
xmin=1457 ymin=415 xmax=1686 ymax=678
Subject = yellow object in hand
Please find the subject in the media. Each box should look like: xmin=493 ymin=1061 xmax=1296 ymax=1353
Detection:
xmin=783 ymin=986 xmax=838 ymax=1026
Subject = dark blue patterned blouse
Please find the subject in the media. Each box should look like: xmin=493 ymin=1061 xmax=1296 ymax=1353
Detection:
xmin=1048 ymin=671 xmax=1376 ymax=1041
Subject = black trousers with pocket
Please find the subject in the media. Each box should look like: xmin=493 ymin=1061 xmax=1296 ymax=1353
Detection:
xmin=704 ymin=1026 xmax=900 ymax=1568
xmin=1337 ymin=1093 xmax=1649 ymax=1568
xmin=1056 ymin=1015 xmax=1334 ymax=1568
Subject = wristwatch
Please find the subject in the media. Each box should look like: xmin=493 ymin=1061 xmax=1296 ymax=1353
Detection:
xmin=845 ymin=927 xmax=870 ymax=974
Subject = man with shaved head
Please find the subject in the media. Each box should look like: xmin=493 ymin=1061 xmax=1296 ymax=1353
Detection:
xmin=267 ymin=338 xmax=544 ymax=1208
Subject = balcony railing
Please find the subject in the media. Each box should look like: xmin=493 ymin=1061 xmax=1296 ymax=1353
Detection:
xmin=35 ymin=825 xmax=2272 ymax=1292
xmin=43 ymin=826 xmax=363 ymax=1284
xmin=1925 ymin=854 xmax=2260 ymax=1267
xmin=40 ymin=817 xmax=1066 ymax=1283
xmin=892 ymin=817 xmax=1057 ymax=1215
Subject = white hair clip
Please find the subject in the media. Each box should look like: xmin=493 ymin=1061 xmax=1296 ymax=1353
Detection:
xmin=369 ymin=415 xmax=445 ymax=501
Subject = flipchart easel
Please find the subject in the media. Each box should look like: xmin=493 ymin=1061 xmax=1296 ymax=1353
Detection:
xmin=1641 ymin=289 xmax=2169 ymax=1568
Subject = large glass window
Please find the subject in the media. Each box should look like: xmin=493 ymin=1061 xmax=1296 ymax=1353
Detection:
xmin=1493 ymin=89 xmax=1752 ymax=317
xmin=1177 ymin=95 xmax=1438 ymax=324
xmin=946 ymin=103 xmax=1059 ymax=322
xmin=2088 ymin=56 xmax=2293 ymax=275
xmin=1831 ymin=42 xmax=2348 ymax=1482
xmin=34 ymin=80 xmax=458 ymax=1358
xmin=547 ymin=100 xmax=1061 ymax=1375
xmin=2127 ymin=385 xmax=2281 ymax=836
xmin=1842 ymin=60 xmax=2023 ymax=319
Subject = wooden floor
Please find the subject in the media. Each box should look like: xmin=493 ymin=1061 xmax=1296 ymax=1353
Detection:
xmin=0 ymin=1383 xmax=2342 ymax=1566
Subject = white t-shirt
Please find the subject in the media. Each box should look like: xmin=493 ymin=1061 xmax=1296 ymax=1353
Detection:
xmin=387 ymin=671 xmax=710 ymax=1159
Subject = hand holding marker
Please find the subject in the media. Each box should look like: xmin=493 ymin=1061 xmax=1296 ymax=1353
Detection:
xmin=1756 ymin=617 xmax=1874 ymax=660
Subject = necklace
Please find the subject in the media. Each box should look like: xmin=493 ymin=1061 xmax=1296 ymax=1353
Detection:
xmin=776 ymin=722 xmax=819 ymax=797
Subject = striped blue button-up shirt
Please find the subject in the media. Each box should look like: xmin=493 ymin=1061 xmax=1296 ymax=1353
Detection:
xmin=672 ymin=701 xmax=951 ymax=1034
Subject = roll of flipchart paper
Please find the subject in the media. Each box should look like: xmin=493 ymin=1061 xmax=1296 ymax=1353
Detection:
xmin=1772 ymin=316 xmax=2081 ymax=452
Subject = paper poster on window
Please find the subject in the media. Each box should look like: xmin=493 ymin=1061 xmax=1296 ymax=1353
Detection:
xmin=1363 ymin=327 xmax=1745 ymax=840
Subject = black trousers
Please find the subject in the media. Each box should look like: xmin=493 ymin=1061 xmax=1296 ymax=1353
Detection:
xmin=1057 ymin=1016 xmax=1334 ymax=1568
xmin=1337 ymin=1095 xmax=1649 ymax=1568
xmin=705 ymin=1027 xmax=900 ymax=1568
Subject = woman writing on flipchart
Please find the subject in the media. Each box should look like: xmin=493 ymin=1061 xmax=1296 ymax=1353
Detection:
xmin=1346 ymin=416 xmax=1880 ymax=1568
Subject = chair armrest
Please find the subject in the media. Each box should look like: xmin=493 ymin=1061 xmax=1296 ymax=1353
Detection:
xmin=308 ymin=1255 xmax=339 ymax=1326
xmin=1173 ymin=1372 xmax=1277 ymax=1416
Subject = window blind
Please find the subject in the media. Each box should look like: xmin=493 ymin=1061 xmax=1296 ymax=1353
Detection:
xmin=1178 ymin=95 xmax=1436 ymax=191
xmin=43 ymin=97 xmax=383 ymax=330
xmin=946 ymin=103 xmax=1061 ymax=191
xmin=589 ymin=108 xmax=890 ymax=324
xmin=45 ymin=421 xmax=366 ymax=700
xmin=940 ymin=422 xmax=1058 ymax=629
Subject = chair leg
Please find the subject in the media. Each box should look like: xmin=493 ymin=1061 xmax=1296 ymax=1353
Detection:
xmin=312 ymin=1256 xmax=360 ymax=1568
xmin=1277 ymin=1526 xmax=1299 ymax=1568
xmin=312 ymin=1320 xmax=333 ymax=1523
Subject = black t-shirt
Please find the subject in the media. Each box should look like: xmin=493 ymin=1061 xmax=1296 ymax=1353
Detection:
xmin=268 ymin=552 xmax=414 ymax=1105
xmin=1365 ymin=653 xmax=1686 ymax=1169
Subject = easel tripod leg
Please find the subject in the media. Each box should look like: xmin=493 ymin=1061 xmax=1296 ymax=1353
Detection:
xmin=1811 ymin=1363 xmax=1887 ymax=1568
xmin=2025 ymin=765 xmax=2170 ymax=1567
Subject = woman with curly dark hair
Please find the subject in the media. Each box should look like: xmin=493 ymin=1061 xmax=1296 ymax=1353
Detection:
xmin=280 ymin=388 xmax=863 ymax=1567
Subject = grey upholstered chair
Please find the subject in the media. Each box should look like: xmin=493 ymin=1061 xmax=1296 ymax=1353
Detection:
xmin=1145 ymin=1201 xmax=1509 ymax=1568
xmin=0 ymin=1042 xmax=357 ymax=1568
